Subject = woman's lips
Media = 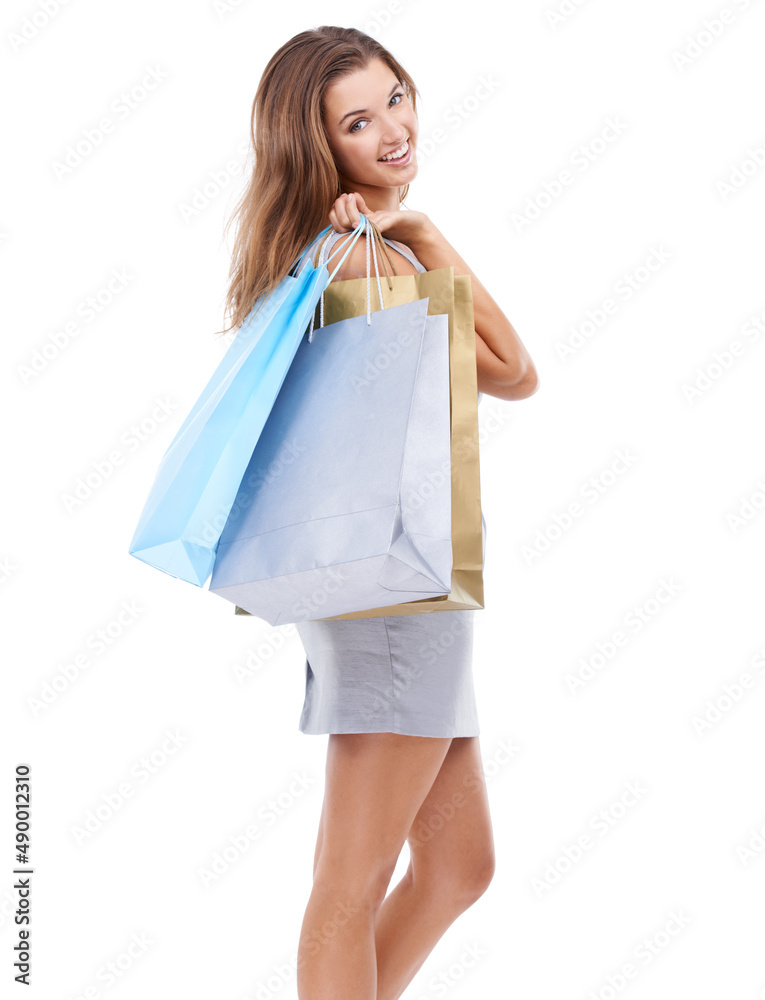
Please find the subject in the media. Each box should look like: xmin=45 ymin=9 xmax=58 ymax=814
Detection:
xmin=378 ymin=140 xmax=412 ymax=166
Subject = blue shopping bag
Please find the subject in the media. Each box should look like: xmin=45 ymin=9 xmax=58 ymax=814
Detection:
xmin=128 ymin=216 xmax=369 ymax=587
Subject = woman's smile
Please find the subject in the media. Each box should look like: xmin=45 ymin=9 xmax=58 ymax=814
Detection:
xmin=378 ymin=138 xmax=411 ymax=164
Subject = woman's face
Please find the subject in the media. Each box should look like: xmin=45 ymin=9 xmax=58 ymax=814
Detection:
xmin=323 ymin=57 xmax=418 ymax=195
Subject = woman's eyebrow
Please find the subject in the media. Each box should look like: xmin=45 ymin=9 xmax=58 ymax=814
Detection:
xmin=338 ymin=82 xmax=401 ymax=126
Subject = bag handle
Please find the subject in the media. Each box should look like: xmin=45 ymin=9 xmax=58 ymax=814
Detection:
xmin=309 ymin=219 xmax=398 ymax=287
xmin=297 ymin=216 xmax=373 ymax=343
xmin=368 ymin=220 xmax=399 ymax=287
xmin=310 ymin=216 xmax=398 ymax=341
xmin=292 ymin=216 xmax=367 ymax=277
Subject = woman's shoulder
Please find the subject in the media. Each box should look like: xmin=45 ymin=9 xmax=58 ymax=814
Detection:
xmin=383 ymin=236 xmax=418 ymax=259
xmin=378 ymin=236 xmax=424 ymax=273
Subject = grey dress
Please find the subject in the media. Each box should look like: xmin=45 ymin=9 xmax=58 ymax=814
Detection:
xmin=295 ymin=229 xmax=486 ymax=738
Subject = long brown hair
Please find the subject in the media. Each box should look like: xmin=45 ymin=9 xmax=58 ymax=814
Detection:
xmin=215 ymin=25 xmax=419 ymax=337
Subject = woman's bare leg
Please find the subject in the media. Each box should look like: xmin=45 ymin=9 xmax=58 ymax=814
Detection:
xmin=373 ymin=736 xmax=495 ymax=1000
xmin=306 ymin=736 xmax=495 ymax=1000
xmin=296 ymin=732 xmax=452 ymax=999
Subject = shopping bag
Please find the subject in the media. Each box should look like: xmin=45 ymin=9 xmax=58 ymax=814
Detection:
xmin=311 ymin=234 xmax=484 ymax=619
xmin=208 ymin=282 xmax=453 ymax=624
xmin=127 ymin=216 xmax=369 ymax=586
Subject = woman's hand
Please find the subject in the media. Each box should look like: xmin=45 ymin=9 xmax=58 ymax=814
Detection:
xmin=328 ymin=192 xmax=436 ymax=249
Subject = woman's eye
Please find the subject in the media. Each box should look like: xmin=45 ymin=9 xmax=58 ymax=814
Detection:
xmin=349 ymin=92 xmax=405 ymax=133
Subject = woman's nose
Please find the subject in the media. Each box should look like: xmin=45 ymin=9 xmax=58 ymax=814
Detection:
xmin=381 ymin=122 xmax=408 ymax=143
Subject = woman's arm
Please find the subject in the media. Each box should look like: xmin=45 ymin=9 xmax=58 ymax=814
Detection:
xmin=326 ymin=193 xmax=539 ymax=402
xmin=406 ymin=223 xmax=539 ymax=402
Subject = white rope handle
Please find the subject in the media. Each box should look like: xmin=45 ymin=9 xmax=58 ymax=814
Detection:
xmin=309 ymin=217 xmax=386 ymax=342
xmin=367 ymin=221 xmax=385 ymax=326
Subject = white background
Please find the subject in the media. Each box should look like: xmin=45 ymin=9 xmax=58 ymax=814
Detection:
xmin=3 ymin=0 xmax=765 ymax=997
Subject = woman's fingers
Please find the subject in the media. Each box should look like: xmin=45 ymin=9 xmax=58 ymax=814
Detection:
xmin=343 ymin=193 xmax=359 ymax=229
xmin=341 ymin=193 xmax=359 ymax=230
xmin=329 ymin=192 xmax=367 ymax=232
xmin=350 ymin=192 xmax=369 ymax=222
xmin=328 ymin=196 xmax=347 ymax=233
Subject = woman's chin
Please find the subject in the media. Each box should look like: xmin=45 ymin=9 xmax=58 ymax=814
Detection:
xmin=373 ymin=161 xmax=418 ymax=187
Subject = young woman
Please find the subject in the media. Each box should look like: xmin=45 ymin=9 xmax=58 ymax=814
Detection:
xmin=220 ymin=25 xmax=539 ymax=1000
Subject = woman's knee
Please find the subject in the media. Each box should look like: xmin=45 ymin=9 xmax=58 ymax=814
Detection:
xmin=312 ymin=851 xmax=398 ymax=913
xmin=413 ymin=842 xmax=496 ymax=908
xmin=459 ymin=847 xmax=496 ymax=903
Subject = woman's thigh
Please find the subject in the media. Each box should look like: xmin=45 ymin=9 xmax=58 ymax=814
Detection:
xmin=406 ymin=736 xmax=495 ymax=892
xmin=312 ymin=732 xmax=453 ymax=890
